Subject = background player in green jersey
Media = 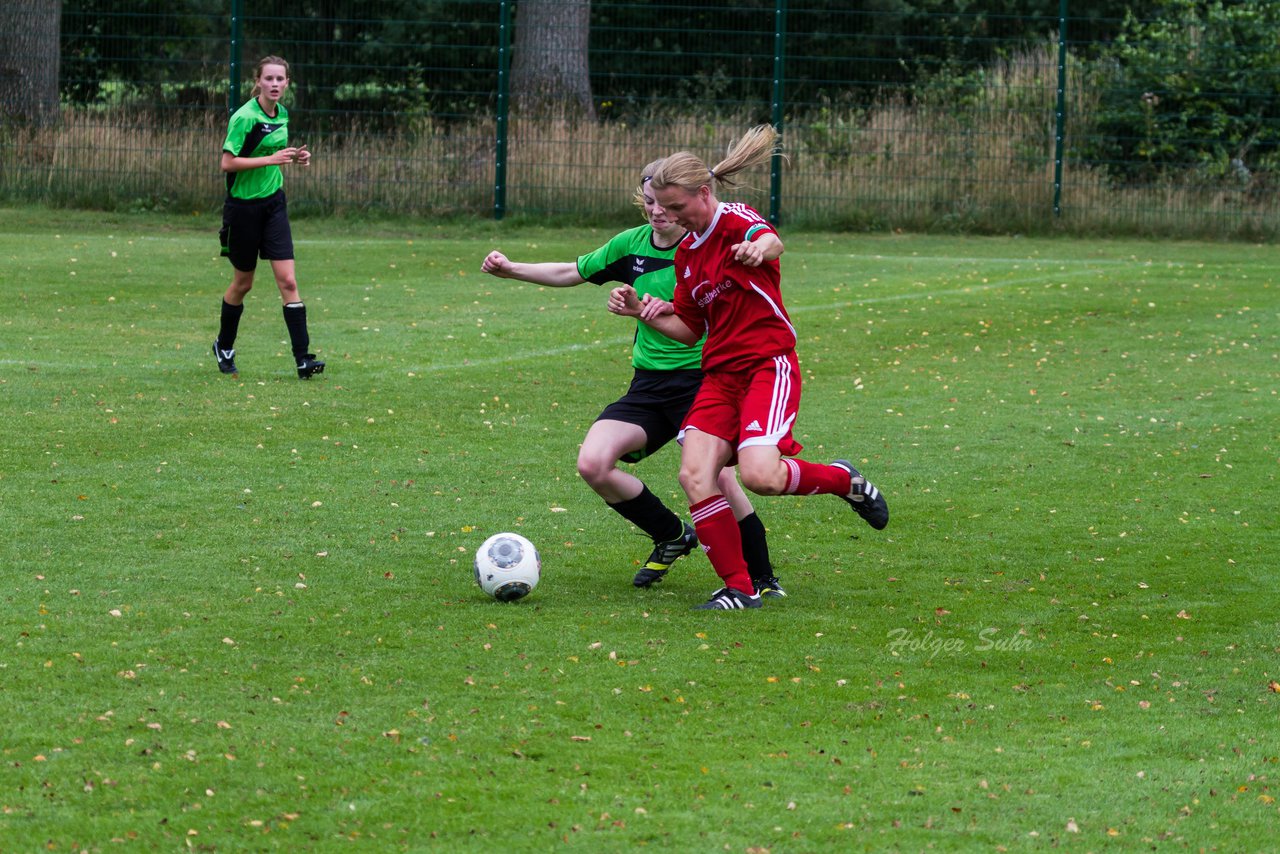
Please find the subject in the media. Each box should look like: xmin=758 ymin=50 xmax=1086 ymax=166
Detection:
xmin=481 ymin=160 xmax=783 ymax=597
xmin=213 ymin=55 xmax=324 ymax=380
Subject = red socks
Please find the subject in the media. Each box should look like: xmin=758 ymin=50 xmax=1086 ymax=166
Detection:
xmin=689 ymin=495 xmax=755 ymax=595
xmin=781 ymin=459 xmax=852 ymax=495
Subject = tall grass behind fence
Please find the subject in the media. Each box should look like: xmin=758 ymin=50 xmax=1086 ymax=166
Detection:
xmin=2 ymin=1 xmax=1277 ymax=238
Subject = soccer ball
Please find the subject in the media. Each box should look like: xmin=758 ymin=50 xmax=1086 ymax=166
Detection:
xmin=474 ymin=532 xmax=541 ymax=602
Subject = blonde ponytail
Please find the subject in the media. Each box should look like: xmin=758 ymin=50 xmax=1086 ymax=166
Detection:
xmin=650 ymin=125 xmax=783 ymax=195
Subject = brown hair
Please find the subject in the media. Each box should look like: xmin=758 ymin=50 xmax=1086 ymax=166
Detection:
xmin=250 ymin=55 xmax=290 ymax=98
xmin=649 ymin=125 xmax=783 ymax=195
xmin=632 ymin=158 xmax=666 ymax=214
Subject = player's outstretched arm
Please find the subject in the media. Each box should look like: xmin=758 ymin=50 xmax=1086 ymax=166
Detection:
xmin=480 ymin=251 xmax=585 ymax=287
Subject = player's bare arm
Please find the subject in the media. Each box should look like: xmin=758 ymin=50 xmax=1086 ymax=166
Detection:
xmin=637 ymin=294 xmax=674 ymax=322
xmin=731 ymin=232 xmax=784 ymax=267
xmin=220 ymin=149 xmax=306 ymax=173
xmin=480 ymin=251 xmax=585 ymax=287
xmin=608 ymin=285 xmax=699 ymax=346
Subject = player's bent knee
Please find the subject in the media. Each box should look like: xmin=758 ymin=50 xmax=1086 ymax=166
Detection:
xmin=678 ymin=467 xmax=718 ymax=500
xmin=576 ymin=455 xmax=612 ymax=487
xmin=739 ymin=464 xmax=786 ymax=496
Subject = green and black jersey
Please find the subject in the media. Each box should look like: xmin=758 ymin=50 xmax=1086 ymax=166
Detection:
xmin=576 ymin=224 xmax=704 ymax=371
xmin=222 ymin=99 xmax=289 ymax=200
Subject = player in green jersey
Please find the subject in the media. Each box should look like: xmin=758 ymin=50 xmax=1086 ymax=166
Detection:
xmin=481 ymin=160 xmax=784 ymax=597
xmin=213 ymin=55 xmax=324 ymax=380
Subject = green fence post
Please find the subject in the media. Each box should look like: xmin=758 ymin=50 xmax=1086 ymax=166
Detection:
xmin=769 ymin=0 xmax=787 ymax=225
xmin=494 ymin=0 xmax=511 ymax=221
xmin=1052 ymin=0 xmax=1067 ymax=218
xmin=228 ymin=0 xmax=242 ymax=114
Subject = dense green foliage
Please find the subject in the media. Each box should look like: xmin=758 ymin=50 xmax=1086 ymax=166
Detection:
xmin=59 ymin=0 xmax=1150 ymax=119
xmin=1086 ymin=0 xmax=1280 ymax=187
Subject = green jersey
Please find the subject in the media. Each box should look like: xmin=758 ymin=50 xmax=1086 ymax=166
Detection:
xmin=222 ymin=98 xmax=290 ymax=200
xmin=576 ymin=224 xmax=704 ymax=371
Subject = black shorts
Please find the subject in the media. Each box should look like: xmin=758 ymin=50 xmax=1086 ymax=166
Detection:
xmin=596 ymin=368 xmax=703 ymax=463
xmin=220 ymin=189 xmax=294 ymax=272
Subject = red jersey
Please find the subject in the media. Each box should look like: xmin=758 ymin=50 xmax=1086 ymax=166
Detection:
xmin=671 ymin=202 xmax=797 ymax=373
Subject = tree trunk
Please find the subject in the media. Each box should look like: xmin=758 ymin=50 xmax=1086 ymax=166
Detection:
xmin=0 ymin=0 xmax=62 ymax=126
xmin=512 ymin=0 xmax=595 ymax=119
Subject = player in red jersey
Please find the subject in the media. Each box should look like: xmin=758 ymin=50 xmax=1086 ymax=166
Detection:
xmin=481 ymin=159 xmax=781 ymax=597
xmin=607 ymin=125 xmax=888 ymax=610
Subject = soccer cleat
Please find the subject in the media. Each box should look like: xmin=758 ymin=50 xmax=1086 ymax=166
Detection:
xmin=296 ymin=354 xmax=326 ymax=379
xmin=692 ymin=587 xmax=762 ymax=610
xmin=632 ymin=522 xmax=698 ymax=587
xmin=753 ymin=574 xmax=787 ymax=598
xmin=831 ymin=460 xmax=889 ymax=530
xmin=213 ymin=339 xmax=238 ymax=374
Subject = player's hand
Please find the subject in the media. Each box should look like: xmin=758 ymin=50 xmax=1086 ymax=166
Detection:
xmin=270 ymin=148 xmax=301 ymax=166
xmin=607 ymin=285 xmax=642 ymax=317
xmin=638 ymin=294 xmax=674 ymax=321
xmin=732 ymin=239 xmax=765 ymax=267
xmin=292 ymin=143 xmax=311 ymax=166
xmin=481 ymin=250 xmax=511 ymax=276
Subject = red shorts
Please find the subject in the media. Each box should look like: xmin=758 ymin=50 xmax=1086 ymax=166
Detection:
xmin=680 ymin=352 xmax=804 ymax=460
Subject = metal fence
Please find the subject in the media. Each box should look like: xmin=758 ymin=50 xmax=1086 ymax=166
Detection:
xmin=3 ymin=1 xmax=1278 ymax=238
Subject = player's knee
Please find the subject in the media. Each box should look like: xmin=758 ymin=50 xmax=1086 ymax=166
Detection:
xmin=739 ymin=461 xmax=785 ymax=496
xmin=576 ymin=449 xmax=614 ymax=487
xmin=678 ymin=465 xmax=715 ymax=499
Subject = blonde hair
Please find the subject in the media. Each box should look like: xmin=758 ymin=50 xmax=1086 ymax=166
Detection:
xmin=649 ymin=125 xmax=782 ymax=195
xmin=632 ymin=158 xmax=666 ymax=214
xmin=250 ymin=55 xmax=291 ymax=98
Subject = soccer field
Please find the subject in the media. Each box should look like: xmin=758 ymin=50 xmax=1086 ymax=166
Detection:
xmin=2 ymin=208 xmax=1276 ymax=849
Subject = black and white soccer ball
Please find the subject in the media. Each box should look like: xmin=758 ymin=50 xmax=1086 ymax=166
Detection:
xmin=474 ymin=532 xmax=541 ymax=601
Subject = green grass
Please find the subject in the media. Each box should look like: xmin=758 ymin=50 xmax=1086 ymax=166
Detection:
xmin=1 ymin=206 xmax=1277 ymax=850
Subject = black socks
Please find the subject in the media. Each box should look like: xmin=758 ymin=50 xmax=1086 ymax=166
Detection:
xmin=218 ymin=300 xmax=244 ymax=351
xmin=738 ymin=512 xmax=773 ymax=581
xmin=283 ymin=301 xmax=309 ymax=359
xmin=609 ymin=485 xmax=684 ymax=543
